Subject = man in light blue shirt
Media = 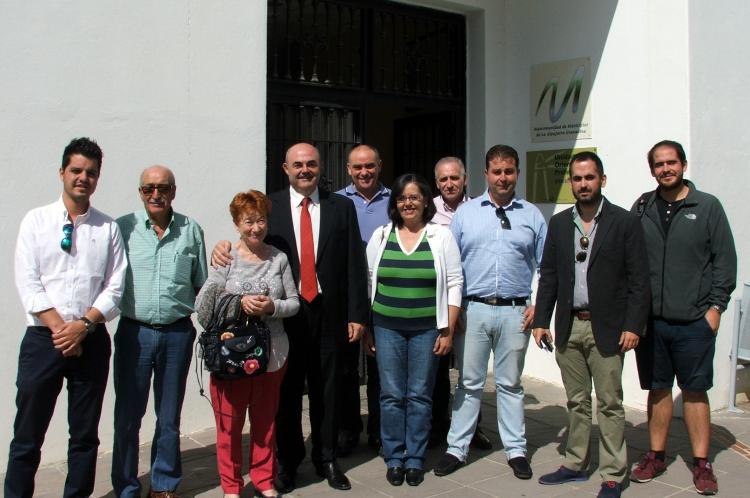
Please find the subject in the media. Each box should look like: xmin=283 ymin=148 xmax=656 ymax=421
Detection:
xmin=434 ymin=145 xmax=547 ymax=480
xmin=112 ymin=166 xmax=208 ymax=498
xmin=335 ymin=144 xmax=390 ymax=455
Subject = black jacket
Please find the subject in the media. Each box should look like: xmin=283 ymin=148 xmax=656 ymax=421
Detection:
xmin=632 ymin=180 xmax=737 ymax=321
xmin=533 ymin=198 xmax=651 ymax=355
xmin=266 ymin=188 xmax=369 ymax=341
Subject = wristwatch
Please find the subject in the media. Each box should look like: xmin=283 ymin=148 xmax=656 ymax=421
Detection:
xmin=710 ymin=304 xmax=724 ymax=314
xmin=79 ymin=316 xmax=96 ymax=334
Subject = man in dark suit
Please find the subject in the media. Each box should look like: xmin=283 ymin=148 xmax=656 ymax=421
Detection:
xmin=269 ymin=142 xmax=369 ymax=492
xmin=211 ymin=142 xmax=369 ymax=493
xmin=531 ymin=151 xmax=650 ymax=498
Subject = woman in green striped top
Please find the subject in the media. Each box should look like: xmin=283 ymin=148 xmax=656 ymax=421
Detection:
xmin=365 ymin=174 xmax=463 ymax=487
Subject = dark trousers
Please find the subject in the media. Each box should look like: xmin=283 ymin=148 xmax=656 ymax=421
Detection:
xmin=431 ymin=354 xmax=452 ymax=436
xmin=339 ymin=340 xmax=364 ymax=437
xmin=5 ymin=326 xmax=111 ymax=498
xmin=276 ymin=299 xmax=342 ymax=469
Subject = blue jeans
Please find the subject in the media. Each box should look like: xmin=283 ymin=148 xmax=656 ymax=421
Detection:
xmin=447 ymin=301 xmax=530 ymax=460
xmin=111 ymin=317 xmax=196 ymax=497
xmin=374 ymin=326 xmax=439 ymax=470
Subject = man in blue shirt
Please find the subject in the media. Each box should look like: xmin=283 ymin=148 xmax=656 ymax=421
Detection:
xmin=335 ymin=144 xmax=390 ymax=455
xmin=434 ymin=145 xmax=547 ymax=480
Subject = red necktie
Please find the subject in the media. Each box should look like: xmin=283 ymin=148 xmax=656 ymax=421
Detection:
xmin=300 ymin=197 xmax=318 ymax=302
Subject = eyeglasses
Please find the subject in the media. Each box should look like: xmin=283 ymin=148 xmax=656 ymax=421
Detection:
xmin=396 ymin=194 xmax=423 ymax=204
xmin=140 ymin=184 xmax=173 ymax=195
xmin=495 ymin=207 xmax=511 ymax=230
xmin=576 ymin=236 xmax=590 ymax=262
xmin=61 ymin=223 xmax=74 ymax=252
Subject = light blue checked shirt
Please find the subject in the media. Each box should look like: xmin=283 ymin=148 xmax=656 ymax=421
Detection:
xmin=450 ymin=191 xmax=547 ymax=299
xmin=117 ymin=210 xmax=208 ymax=324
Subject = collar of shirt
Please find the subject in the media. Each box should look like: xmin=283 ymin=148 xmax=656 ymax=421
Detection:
xmin=435 ymin=193 xmax=469 ymax=212
xmin=289 ymin=186 xmax=320 ymax=207
xmin=478 ymin=190 xmax=522 ymax=210
xmin=572 ymin=197 xmax=604 ymax=234
xmin=57 ymin=196 xmax=92 ymax=225
xmin=141 ymin=209 xmax=175 ymax=237
xmin=343 ymin=183 xmax=390 ymax=203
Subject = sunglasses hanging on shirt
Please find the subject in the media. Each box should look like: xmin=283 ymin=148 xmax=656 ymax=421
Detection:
xmin=60 ymin=223 xmax=74 ymax=252
xmin=495 ymin=207 xmax=511 ymax=230
xmin=576 ymin=235 xmax=589 ymax=262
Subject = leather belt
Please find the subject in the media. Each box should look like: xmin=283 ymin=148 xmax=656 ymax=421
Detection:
xmin=573 ymin=310 xmax=591 ymax=321
xmin=121 ymin=315 xmax=192 ymax=330
xmin=466 ymin=296 xmax=528 ymax=307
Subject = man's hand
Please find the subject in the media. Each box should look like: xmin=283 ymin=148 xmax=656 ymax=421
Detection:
xmin=522 ymin=305 xmax=535 ymax=331
xmin=363 ymin=328 xmax=376 ymax=356
xmin=348 ymin=322 xmax=364 ymax=342
xmin=52 ymin=320 xmax=89 ymax=357
xmin=705 ymin=307 xmax=721 ymax=335
xmin=433 ymin=330 xmax=453 ymax=356
xmin=210 ymin=240 xmax=233 ymax=267
xmin=619 ymin=331 xmax=640 ymax=352
xmin=532 ymin=327 xmax=553 ymax=349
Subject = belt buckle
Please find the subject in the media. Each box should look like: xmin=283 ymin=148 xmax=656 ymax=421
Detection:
xmin=486 ymin=297 xmax=499 ymax=305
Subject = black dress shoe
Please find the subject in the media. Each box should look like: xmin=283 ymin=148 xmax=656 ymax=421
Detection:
xmin=274 ymin=467 xmax=296 ymax=494
xmin=386 ymin=467 xmax=405 ymax=486
xmin=508 ymin=456 xmax=533 ymax=480
xmin=405 ymin=468 xmax=424 ymax=486
xmin=315 ymin=461 xmax=352 ymax=490
xmin=470 ymin=427 xmax=492 ymax=450
xmin=433 ymin=452 xmax=464 ymax=476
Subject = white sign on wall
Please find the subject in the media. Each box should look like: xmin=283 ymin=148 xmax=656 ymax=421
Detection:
xmin=530 ymin=57 xmax=592 ymax=142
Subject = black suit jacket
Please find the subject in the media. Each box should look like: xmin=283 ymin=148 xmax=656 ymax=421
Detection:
xmin=532 ymin=198 xmax=651 ymax=355
xmin=266 ymin=188 xmax=369 ymax=342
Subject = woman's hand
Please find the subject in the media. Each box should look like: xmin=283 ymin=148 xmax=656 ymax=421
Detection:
xmin=433 ymin=330 xmax=453 ymax=356
xmin=241 ymin=295 xmax=275 ymax=316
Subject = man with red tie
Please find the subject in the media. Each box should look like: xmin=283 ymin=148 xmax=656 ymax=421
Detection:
xmin=212 ymin=142 xmax=369 ymax=493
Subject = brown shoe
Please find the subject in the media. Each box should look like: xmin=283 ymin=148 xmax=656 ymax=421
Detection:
xmin=149 ymin=491 xmax=180 ymax=498
xmin=692 ymin=460 xmax=718 ymax=495
xmin=630 ymin=451 xmax=667 ymax=482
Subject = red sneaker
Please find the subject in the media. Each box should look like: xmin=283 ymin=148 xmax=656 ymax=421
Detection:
xmin=630 ymin=451 xmax=667 ymax=482
xmin=692 ymin=460 xmax=718 ymax=495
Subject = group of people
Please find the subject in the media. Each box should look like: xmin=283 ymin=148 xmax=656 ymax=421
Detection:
xmin=6 ymin=136 xmax=736 ymax=498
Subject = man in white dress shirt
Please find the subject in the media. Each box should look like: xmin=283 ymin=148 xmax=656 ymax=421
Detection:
xmin=6 ymin=137 xmax=128 ymax=498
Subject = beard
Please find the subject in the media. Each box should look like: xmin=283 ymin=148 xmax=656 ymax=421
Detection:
xmin=574 ymin=189 xmax=602 ymax=205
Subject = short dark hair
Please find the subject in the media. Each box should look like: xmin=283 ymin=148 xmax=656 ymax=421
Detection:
xmin=61 ymin=137 xmax=103 ymax=171
xmin=647 ymin=140 xmax=687 ymax=169
xmin=388 ymin=173 xmax=437 ymax=227
xmin=569 ymin=151 xmax=604 ymax=177
xmin=485 ymin=144 xmax=519 ymax=171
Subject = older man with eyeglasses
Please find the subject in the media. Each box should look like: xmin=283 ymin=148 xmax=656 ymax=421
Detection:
xmin=111 ymin=165 xmax=208 ymax=498
xmin=434 ymin=145 xmax=547 ymax=480
xmin=7 ymin=137 xmax=127 ymax=498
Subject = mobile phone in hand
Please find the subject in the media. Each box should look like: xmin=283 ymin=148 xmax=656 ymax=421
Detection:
xmin=541 ymin=334 xmax=554 ymax=352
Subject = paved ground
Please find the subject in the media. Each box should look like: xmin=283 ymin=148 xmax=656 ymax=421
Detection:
xmin=14 ymin=377 xmax=750 ymax=497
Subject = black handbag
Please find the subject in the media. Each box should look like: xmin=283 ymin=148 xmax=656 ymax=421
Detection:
xmin=198 ymin=293 xmax=271 ymax=379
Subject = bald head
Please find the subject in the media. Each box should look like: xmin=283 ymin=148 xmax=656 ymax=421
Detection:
xmin=283 ymin=142 xmax=321 ymax=196
xmin=140 ymin=165 xmax=175 ymax=187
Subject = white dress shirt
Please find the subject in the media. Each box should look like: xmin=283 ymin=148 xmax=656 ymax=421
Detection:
xmin=288 ymin=187 xmax=322 ymax=293
xmin=15 ymin=197 xmax=128 ymax=326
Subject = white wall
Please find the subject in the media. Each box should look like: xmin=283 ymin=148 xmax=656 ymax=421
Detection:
xmin=688 ymin=0 xmax=750 ymax=405
xmin=412 ymin=0 xmax=747 ymax=413
xmin=0 ymin=0 xmax=268 ymax=469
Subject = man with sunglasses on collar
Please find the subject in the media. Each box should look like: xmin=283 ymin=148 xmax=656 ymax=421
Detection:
xmin=8 ymin=137 xmax=127 ymax=498
xmin=532 ymin=151 xmax=650 ymax=498
xmin=434 ymin=145 xmax=546 ymax=480
xmin=111 ymin=166 xmax=208 ymax=498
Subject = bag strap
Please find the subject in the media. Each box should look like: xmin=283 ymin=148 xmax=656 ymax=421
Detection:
xmin=635 ymin=190 xmax=653 ymax=218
